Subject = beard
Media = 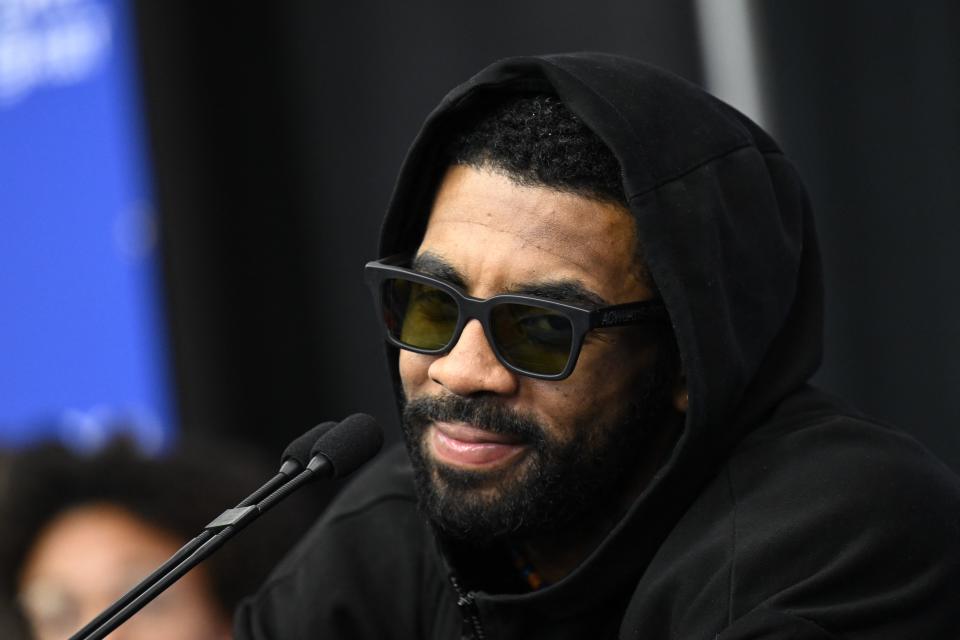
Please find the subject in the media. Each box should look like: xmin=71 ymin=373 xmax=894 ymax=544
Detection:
xmin=400 ymin=358 xmax=675 ymax=547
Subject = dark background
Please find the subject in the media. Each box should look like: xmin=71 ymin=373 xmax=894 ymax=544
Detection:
xmin=133 ymin=1 xmax=960 ymax=470
xmin=758 ymin=2 xmax=960 ymax=470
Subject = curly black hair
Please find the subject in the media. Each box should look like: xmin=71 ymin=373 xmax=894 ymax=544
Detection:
xmin=446 ymin=94 xmax=627 ymax=207
xmin=444 ymin=93 xmax=662 ymax=292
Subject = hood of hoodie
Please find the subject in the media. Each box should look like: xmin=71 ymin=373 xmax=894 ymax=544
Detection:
xmin=376 ymin=52 xmax=823 ymax=614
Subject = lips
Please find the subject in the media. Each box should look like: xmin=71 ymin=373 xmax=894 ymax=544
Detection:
xmin=428 ymin=420 xmax=527 ymax=469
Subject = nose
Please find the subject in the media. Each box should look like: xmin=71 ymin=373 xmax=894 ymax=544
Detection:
xmin=427 ymin=319 xmax=518 ymax=397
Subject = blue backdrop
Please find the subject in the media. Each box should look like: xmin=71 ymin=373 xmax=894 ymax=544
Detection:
xmin=0 ymin=0 xmax=172 ymax=452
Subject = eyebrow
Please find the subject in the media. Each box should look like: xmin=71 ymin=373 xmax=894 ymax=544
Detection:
xmin=412 ymin=251 xmax=609 ymax=308
xmin=412 ymin=252 xmax=468 ymax=288
xmin=510 ymin=281 xmax=608 ymax=308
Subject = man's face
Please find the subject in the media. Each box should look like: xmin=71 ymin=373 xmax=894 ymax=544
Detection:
xmin=399 ymin=165 xmax=682 ymax=544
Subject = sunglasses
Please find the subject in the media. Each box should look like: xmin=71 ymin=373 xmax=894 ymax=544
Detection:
xmin=364 ymin=255 xmax=669 ymax=380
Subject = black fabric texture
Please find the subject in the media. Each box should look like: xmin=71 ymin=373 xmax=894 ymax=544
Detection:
xmin=235 ymin=53 xmax=960 ymax=639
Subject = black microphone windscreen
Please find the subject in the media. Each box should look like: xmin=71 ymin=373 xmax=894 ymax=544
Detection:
xmin=310 ymin=414 xmax=383 ymax=478
xmin=281 ymin=422 xmax=337 ymax=469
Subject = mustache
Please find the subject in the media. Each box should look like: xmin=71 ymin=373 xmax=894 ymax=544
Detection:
xmin=402 ymin=395 xmax=547 ymax=445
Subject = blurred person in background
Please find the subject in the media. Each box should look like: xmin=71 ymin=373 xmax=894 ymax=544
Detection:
xmin=0 ymin=435 xmax=328 ymax=640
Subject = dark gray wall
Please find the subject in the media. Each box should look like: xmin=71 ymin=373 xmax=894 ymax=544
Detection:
xmin=135 ymin=1 xmax=703 ymax=452
xmin=756 ymin=1 xmax=960 ymax=470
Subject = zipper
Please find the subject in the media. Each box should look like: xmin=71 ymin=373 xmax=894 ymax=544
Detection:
xmin=449 ymin=574 xmax=486 ymax=640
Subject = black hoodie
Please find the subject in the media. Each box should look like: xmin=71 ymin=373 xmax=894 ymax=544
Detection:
xmin=235 ymin=53 xmax=960 ymax=639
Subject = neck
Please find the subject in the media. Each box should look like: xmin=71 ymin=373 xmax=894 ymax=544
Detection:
xmin=520 ymin=512 xmax=619 ymax=585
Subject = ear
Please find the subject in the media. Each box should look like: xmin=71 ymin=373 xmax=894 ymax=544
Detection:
xmin=672 ymin=374 xmax=688 ymax=414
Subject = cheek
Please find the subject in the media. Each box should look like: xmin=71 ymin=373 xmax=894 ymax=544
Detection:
xmin=535 ymin=342 xmax=654 ymax=438
xmin=527 ymin=379 xmax=607 ymax=444
xmin=398 ymin=350 xmax=433 ymax=396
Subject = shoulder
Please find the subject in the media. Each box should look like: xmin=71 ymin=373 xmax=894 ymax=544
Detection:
xmin=270 ymin=443 xmax=424 ymax=578
xmin=722 ymin=392 xmax=960 ymax=635
xmin=234 ymin=444 xmax=443 ymax=639
xmin=323 ymin=441 xmax=419 ymax=522
xmin=674 ymin=389 xmax=960 ymax=556
xmin=728 ymin=394 xmax=960 ymax=531
xmin=632 ymin=389 xmax=960 ymax=638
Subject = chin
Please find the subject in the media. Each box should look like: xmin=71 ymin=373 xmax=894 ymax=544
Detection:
xmin=431 ymin=465 xmax=516 ymax=503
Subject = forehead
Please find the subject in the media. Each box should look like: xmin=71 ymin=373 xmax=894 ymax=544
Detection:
xmin=417 ymin=165 xmax=646 ymax=301
xmin=20 ymin=504 xmax=178 ymax=587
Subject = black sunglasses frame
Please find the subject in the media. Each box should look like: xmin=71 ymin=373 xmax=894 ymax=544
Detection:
xmin=364 ymin=255 xmax=669 ymax=381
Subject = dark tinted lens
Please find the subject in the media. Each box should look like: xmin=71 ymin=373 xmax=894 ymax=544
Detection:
xmin=381 ymin=278 xmax=459 ymax=350
xmin=491 ymin=303 xmax=573 ymax=375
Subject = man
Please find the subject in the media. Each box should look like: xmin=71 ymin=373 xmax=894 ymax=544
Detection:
xmin=235 ymin=53 xmax=960 ymax=638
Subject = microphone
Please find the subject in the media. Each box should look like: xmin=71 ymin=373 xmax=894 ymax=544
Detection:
xmin=311 ymin=413 xmax=385 ymax=478
xmin=279 ymin=421 xmax=339 ymax=475
xmin=256 ymin=413 xmax=385 ymax=513
xmin=71 ymin=416 xmax=382 ymax=640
